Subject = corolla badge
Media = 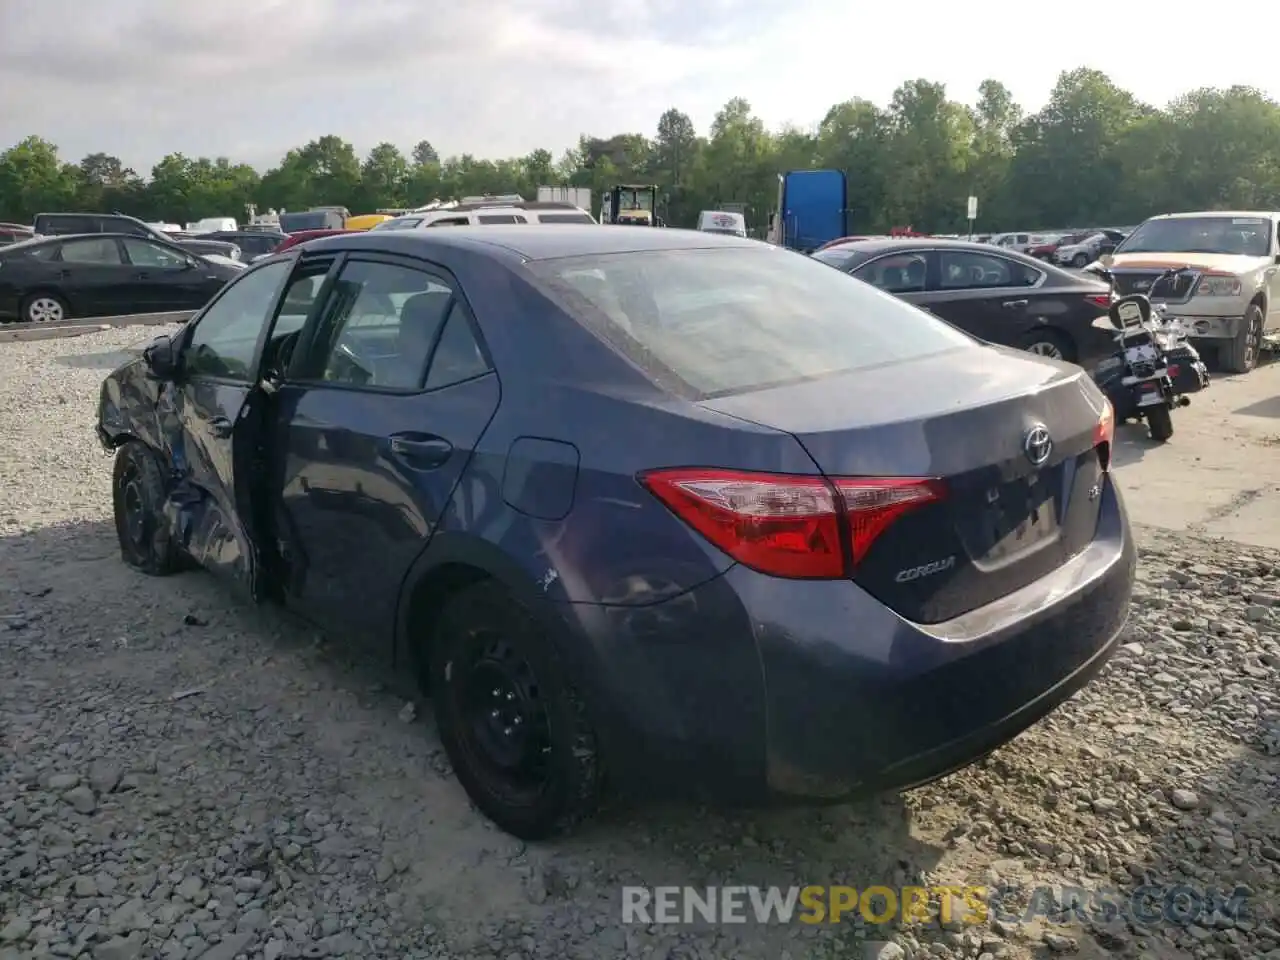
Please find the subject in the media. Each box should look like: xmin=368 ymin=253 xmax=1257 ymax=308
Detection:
xmin=1024 ymin=424 xmax=1053 ymax=466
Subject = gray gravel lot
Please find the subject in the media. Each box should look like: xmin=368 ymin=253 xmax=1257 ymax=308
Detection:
xmin=1 ymin=326 xmax=1278 ymax=960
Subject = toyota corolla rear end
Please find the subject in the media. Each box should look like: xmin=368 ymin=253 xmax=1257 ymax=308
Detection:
xmin=674 ymin=352 xmax=1130 ymax=799
xmin=526 ymin=242 xmax=1135 ymax=804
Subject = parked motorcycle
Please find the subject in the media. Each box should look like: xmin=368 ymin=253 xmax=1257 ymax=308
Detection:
xmin=1088 ymin=266 xmax=1210 ymax=442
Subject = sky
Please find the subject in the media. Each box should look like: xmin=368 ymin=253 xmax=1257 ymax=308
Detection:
xmin=3 ymin=0 xmax=1280 ymax=175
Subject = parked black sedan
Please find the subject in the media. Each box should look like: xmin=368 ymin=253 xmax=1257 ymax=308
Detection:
xmin=813 ymin=238 xmax=1115 ymax=365
xmin=0 ymin=233 xmax=242 ymax=323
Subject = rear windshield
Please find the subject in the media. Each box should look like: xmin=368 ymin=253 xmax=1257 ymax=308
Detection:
xmin=373 ymin=217 xmax=422 ymax=230
xmin=526 ymin=247 xmax=973 ymax=398
xmin=809 ymin=247 xmax=861 ymax=267
xmin=537 ymin=212 xmax=595 ymax=224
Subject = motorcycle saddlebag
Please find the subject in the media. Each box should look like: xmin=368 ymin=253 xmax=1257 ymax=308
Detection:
xmin=1165 ymin=342 xmax=1209 ymax=395
xmin=1092 ymin=358 xmax=1137 ymax=420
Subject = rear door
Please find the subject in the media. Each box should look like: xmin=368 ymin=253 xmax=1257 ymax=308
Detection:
xmin=171 ymin=259 xmax=296 ymax=599
xmin=271 ymin=253 xmax=500 ymax=643
xmin=919 ymin=248 xmax=1044 ymax=345
xmin=52 ymin=237 xmax=137 ymax=316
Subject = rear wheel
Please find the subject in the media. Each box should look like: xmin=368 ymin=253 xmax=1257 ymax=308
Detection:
xmin=1021 ymin=328 xmax=1075 ymax=363
xmin=22 ymin=292 xmax=68 ymax=323
xmin=429 ymin=582 xmax=601 ymax=839
xmin=1221 ymin=303 xmax=1264 ymax=374
xmin=1146 ymin=404 xmax=1174 ymax=442
xmin=112 ymin=441 xmax=180 ymax=575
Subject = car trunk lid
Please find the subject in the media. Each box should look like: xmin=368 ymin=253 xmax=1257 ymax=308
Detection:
xmin=699 ymin=347 xmax=1113 ymax=623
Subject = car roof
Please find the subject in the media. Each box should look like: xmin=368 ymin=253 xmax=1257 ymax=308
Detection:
xmin=818 ymin=237 xmax=1022 ymax=256
xmin=1149 ymin=210 xmax=1278 ymax=221
xmin=303 ymin=224 xmax=761 ymax=261
xmin=35 ymin=211 xmax=140 ymax=219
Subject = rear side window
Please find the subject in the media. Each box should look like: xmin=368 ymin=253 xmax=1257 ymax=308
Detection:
xmin=302 ymin=260 xmax=458 ymax=390
xmin=60 ymin=238 xmax=123 ymax=264
xmin=853 ymin=253 xmax=927 ymax=293
xmin=938 ymin=251 xmax=1041 ymax=289
xmin=477 ymin=214 xmax=525 ymax=225
xmin=535 ymin=212 xmax=595 ymax=224
xmin=36 ymin=215 xmax=97 ymax=235
xmin=527 ymin=247 xmax=974 ymax=398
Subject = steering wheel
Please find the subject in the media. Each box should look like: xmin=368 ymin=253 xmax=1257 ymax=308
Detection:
xmin=329 ymin=336 xmax=378 ymax=386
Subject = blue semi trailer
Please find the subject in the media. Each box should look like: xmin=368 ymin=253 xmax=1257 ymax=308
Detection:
xmin=765 ymin=169 xmax=847 ymax=253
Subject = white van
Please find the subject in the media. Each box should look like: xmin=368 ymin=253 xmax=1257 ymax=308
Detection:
xmin=186 ymin=217 xmax=238 ymax=233
xmin=373 ymin=204 xmax=596 ymax=230
xmin=697 ymin=210 xmax=748 ymax=237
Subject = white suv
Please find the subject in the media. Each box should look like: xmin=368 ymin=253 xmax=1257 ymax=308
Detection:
xmin=373 ymin=203 xmax=595 ymax=230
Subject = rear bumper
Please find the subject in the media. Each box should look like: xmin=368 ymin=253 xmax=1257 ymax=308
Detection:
xmin=565 ymin=476 xmax=1135 ymax=803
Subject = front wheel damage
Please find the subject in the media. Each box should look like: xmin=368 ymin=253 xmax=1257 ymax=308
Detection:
xmin=112 ymin=441 xmax=181 ymax=576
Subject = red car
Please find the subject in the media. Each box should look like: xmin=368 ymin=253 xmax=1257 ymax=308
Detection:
xmin=0 ymin=222 xmax=34 ymax=246
xmin=273 ymin=228 xmax=360 ymax=253
xmin=814 ymin=235 xmax=889 ymax=252
xmin=1029 ymin=233 xmax=1086 ymax=261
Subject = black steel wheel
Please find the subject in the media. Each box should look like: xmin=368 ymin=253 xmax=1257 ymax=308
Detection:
xmin=112 ymin=441 xmax=180 ymax=575
xmin=430 ymin=582 xmax=601 ymax=839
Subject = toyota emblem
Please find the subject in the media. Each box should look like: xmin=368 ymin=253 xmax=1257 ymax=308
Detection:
xmin=1024 ymin=425 xmax=1053 ymax=466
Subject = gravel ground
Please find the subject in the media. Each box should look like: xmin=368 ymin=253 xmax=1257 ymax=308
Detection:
xmin=1 ymin=326 xmax=1278 ymax=960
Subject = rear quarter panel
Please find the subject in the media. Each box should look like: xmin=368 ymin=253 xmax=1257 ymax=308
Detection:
xmin=437 ymin=249 xmax=821 ymax=608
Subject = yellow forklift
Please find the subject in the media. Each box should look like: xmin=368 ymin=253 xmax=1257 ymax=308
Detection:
xmin=606 ymin=184 xmax=662 ymax=226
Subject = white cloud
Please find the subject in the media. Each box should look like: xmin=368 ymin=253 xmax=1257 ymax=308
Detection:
xmin=1 ymin=0 xmax=1278 ymax=174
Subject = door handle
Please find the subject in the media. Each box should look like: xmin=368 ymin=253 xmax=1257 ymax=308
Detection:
xmin=1002 ymin=299 xmax=1029 ymax=309
xmin=389 ymin=434 xmax=452 ymax=469
xmin=134 ymin=271 xmax=151 ymax=279
xmin=208 ymin=416 xmax=233 ymax=439
xmin=58 ymin=269 xmax=71 ymax=279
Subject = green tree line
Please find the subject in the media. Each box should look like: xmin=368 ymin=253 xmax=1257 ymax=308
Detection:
xmin=3 ymin=68 xmax=1279 ymax=234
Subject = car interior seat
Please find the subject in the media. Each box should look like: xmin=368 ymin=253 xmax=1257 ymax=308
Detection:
xmin=391 ymin=291 xmax=452 ymax=385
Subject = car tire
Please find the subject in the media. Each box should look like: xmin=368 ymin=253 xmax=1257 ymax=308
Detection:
xmin=430 ymin=581 xmax=602 ymax=840
xmin=112 ymin=441 xmax=180 ymax=576
xmin=1221 ymin=302 xmax=1264 ymax=374
xmin=1071 ymin=253 xmax=1089 ymax=268
xmin=21 ymin=292 xmax=69 ymax=323
xmin=1021 ymin=328 xmax=1075 ymax=363
xmin=1146 ymin=404 xmax=1174 ymax=442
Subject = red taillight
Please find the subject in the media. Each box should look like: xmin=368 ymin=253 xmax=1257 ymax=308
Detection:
xmin=1086 ymin=294 xmax=1111 ymax=309
xmin=832 ymin=478 xmax=947 ymax=566
xmin=638 ymin=469 xmax=945 ymax=579
xmin=1093 ymin=401 xmax=1115 ymax=471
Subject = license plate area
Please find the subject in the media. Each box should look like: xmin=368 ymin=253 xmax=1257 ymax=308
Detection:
xmin=1124 ymin=344 xmax=1159 ymax=364
xmin=958 ymin=471 xmax=1060 ymax=566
